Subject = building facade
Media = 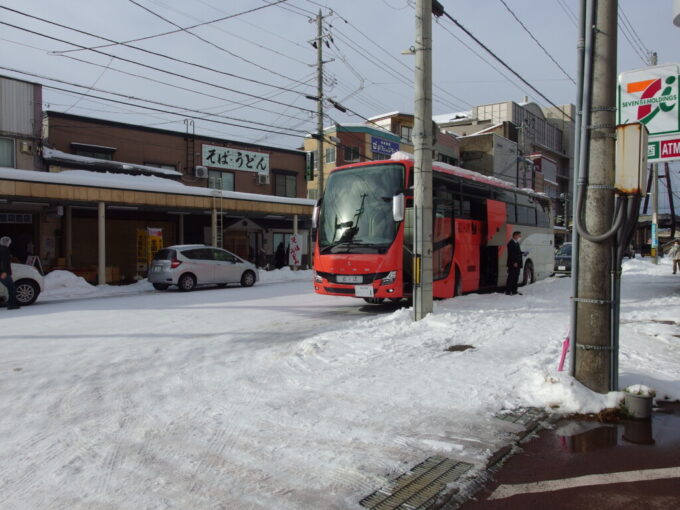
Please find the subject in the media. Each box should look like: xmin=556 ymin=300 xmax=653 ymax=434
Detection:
xmin=0 ymin=76 xmax=313 ymax=284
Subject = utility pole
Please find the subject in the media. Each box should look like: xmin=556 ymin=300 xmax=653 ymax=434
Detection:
xmin=651 ymin=52 xmax=659 ymax=263
xmin=652 ymin=162 xmax=659 ymax=262
xmin=413 ymin=0 xmax=433 ymax=320
xmin=315 ymin=10 xmax=325 ymax=199
xmin=574 ymin=0 xmax=617 ymax=393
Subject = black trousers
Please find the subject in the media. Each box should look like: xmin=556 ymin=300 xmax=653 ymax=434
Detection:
xmin=505 ymin=266 xmax=520 ymax=294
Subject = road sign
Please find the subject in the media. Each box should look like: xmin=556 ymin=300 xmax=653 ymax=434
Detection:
xmin=618 ymin=64 xmax=680 ymax=162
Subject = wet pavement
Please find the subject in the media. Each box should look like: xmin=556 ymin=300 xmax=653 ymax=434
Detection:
xmin=458 ymin=402 xmax=680 ymax=509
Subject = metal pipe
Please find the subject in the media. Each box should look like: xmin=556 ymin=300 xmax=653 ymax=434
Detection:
xmin=570 ymin=0 xmax=591 ymax=376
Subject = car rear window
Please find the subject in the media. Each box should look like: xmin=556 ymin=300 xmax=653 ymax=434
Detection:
xmin=153 ymin=248 xmax=177 ymax=260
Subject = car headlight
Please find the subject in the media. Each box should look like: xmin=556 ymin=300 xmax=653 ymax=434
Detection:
xmin=380 ymin=271 xmax=397 ymax=286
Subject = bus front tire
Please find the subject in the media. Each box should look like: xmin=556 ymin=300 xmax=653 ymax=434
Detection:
xmin=522 ymin=261 xmax=535 ymax=286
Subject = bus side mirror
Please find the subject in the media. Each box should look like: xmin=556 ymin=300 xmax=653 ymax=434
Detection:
xmin=392 ymin=193 xmax=405 ymax=222
xmin=312 ymin=203 xmax=320 ymax=229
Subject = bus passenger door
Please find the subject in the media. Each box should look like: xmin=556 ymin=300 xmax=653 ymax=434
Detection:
xmin=480 ymin=199 xmax=507 ymax=288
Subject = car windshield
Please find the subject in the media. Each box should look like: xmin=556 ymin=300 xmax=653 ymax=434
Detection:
xmin=318 ymin=163 xmax=404 ymax=254
xmin=556 ymin=244 xmax=572 ymax=257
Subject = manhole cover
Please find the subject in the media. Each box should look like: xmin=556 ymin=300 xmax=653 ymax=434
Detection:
xmin=360 ymin=455 xmax=473 ymax=510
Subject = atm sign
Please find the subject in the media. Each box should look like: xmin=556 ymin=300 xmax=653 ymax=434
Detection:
xmin=660 ymin=138 xmax=680 ymax=159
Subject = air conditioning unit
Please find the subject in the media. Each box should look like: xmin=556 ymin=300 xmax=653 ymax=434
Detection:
xmin=195 ymin=165 xmax=208 ymax=178
xmin=257 ymin=173 xmax=270 ymax=185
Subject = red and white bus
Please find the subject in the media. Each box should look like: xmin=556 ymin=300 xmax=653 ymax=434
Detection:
xmin=312 ymin=158 xmax=555 ymax=303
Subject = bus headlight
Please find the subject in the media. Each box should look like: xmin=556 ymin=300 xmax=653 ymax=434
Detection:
xmin=314 ymin=272 xmax=323 ymax=283
xmin=380 ymin=271 xmax=397 ymax=286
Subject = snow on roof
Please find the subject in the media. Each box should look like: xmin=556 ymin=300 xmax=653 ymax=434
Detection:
xmin=0 ymin=167 xmax=315 ymax=207
xmin=43 ymin=147 xmax=182 ymax=177
xmin=367 ymin=111 xmax=411 ymax=121
xmin=389 ymin=152 xmax=547 ymax=197
xmin=468 ymin=122 xmax=504 ymax=136
xmin=432 ymin=111 xmax=472 ymax=124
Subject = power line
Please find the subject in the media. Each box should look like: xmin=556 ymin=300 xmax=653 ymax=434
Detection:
xmin=498 ymin=0 xmax=575 ymax=84
xmin=55 ymin=1 xmax=287 ymax=54
xmin=619 ymin=4 xmax=651 ymax=58
xmin=60 ymin=54 xmax=314 ymax=122
xmin=0 ymin=18 xmax=317 ymax=115
xmin=617 ymin=11 xmax=649 ymax=64
xmin=438 ymin=7 xmax=573 ymax=121
xmin=0 ymin=66 xmax=313 ymax=138
xmin=0 ymin=6 xmax=312 ymax=97
xmin=126 ymin=0 xmax=312 ymax=88
xmin=554 ymin=0 xmax=578 ymax=27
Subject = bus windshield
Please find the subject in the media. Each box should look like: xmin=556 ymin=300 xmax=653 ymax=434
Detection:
xmin=318 ymin=163 xmax=404 ymax=254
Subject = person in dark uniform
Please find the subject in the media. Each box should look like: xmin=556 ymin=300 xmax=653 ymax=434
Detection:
xmin=505 ymin=231 xmax=523 ymax=296
xmin=0 ymin=236 xmax=20 ymax=309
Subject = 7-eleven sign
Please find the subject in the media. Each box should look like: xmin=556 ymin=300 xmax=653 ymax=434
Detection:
xmin=619 ymin=64 xmax=680 ymax=162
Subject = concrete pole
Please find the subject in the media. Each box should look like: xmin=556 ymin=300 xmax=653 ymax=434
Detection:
xmin=293 ymin=214 xmax=298 ymax=270
xmin=316 ymin=10 xmax=325 ymax=198
xmin=178 ymin=213 xmax=185 ymax=244
xmin=211 ymin=207 xmax=217 ymax=246
xmin=65 ymin=205 xmax=73 ymax=267
xmin=413 ymin=0 xmax=434 ymax=320
xmin=652 ymin=163 xmax=659 ymax=263
xmin=98 ymin=201 xmax=106 ymax=285
xmin=574 ymin=0 xmax=617 ymax=393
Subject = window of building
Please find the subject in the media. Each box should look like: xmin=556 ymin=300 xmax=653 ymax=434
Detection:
xmin=325 ymin=146 xmax=336 ymax=163
xmin=208 ymin=170 xmax=235 ymax=191
xmin=400 ymin=125 xmax=412 ymax=142
xmin=275 ymin=174 xmax=297 ymax=198
xmin=344 ymin=146 xmax=360 ymax=163
xmin=436 ymin=153 xmax=458 ymax=166
xmin=373 ymin=151 xmax=391 ymax=160
xmin=0 ymin=137 xmax=14 ymax=167
xmin=70 ymin=142 xmax=116 ymax=160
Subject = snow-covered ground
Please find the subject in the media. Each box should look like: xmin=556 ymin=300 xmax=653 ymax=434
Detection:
xmin=0 ymin=259 xmax=678 ymax=509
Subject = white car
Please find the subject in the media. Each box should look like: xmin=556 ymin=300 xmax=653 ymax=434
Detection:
xmin=0 ymin=263 xmax=44 ymax=306
xmin=148 ymin=245 xmax=259 ymax=291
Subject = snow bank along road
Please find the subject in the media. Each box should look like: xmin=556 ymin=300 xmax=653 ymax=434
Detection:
xmin=0 ymin=260 xmax=678 ymax=509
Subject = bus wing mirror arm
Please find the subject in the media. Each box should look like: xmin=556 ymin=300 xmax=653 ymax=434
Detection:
xmin=312 ymin=200 xmax=321 ymax=229
xmin=392 ymin=193 xmax=405 ymax=222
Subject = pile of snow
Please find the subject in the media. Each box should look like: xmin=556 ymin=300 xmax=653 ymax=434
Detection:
xmin=40 ymin=268 xmax=312 ymax=302
xmin=258 ymin=267 xmax=312 ymax=284
xmin=624 ymin=384 xmax=656 ymax=397
xmin=41 ymin=270 xmax=154 ymax=301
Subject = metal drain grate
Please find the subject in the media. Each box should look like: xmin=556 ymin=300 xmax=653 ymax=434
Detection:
xmin=494 ymin=407 xmax=544 ymax=427
xmin=360 ymin=455 xmax=473 ymax=510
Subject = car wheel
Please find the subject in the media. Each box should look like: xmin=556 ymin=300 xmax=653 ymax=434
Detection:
xmin=522 ymin=261 xmax=535 ymax=286
xmin=14 ymin=279 xmax=39 ymax=305
xmin=153 ymin=283 xmax=169 ymax=290
xmin=363 ymin=297 xmax=385 ymax=304
xmin=178 ymin=273 xmax=197 ymax=291
xmin=240 ymin=270 xmax=256 ymax=287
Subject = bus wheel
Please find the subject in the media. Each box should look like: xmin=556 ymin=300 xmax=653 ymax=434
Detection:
xmin=522 ymin=261 xmax=535 ymax=285
xmin=363 ymin=297 xmax=385 ymax=305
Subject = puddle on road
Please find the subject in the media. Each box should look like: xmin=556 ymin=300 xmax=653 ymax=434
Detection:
xmin=555 ymin=402 xmax=680 ymax=453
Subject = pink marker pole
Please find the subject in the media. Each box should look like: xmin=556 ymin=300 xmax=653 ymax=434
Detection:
xmin=558 ymin=336 xmax=570 ymax=372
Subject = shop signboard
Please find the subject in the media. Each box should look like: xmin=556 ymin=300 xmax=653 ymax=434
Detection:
xmin=618 ymin=64 xmax=680 ymax=162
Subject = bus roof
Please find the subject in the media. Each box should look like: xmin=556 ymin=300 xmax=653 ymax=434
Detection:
xmin=328 ymin=156 xmax=550 ymax=201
